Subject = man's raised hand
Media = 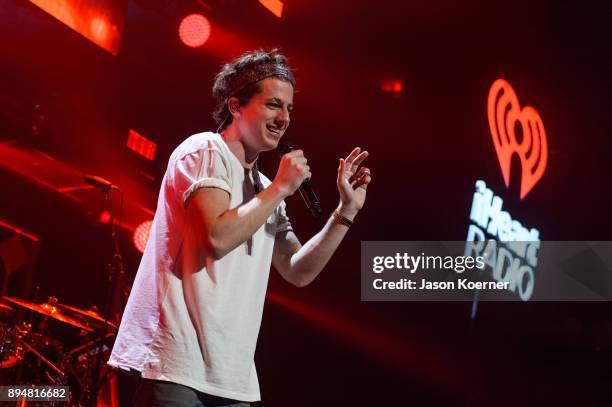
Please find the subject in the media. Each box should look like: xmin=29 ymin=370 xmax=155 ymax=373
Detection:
xmin=336 ymin=147 xmax=371 ymax=219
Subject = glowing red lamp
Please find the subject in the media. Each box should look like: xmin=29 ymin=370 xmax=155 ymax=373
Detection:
xmin=133 ymin=220 xmax=153 ymax=253
xmin=99 ymin=211 xmax=111 ymax=224
xmin=179 ymin=14 xmax=211 ymax=48
xmin=127 ymin=129 xmax=156 ymax=160
xmin=380 ymin=79 xmax=403 ymax=97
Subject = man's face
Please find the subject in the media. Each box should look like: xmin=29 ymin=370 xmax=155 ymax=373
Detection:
xmin=234 ymin=77 xmax=294 ymax=153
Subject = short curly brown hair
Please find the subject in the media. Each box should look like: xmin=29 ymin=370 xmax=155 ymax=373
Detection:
xmin=212 ymin=49 xmax=296 ymax=131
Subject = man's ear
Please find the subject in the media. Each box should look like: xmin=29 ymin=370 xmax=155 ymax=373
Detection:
xmin=228 ymin=97 xmax=241 ymax=116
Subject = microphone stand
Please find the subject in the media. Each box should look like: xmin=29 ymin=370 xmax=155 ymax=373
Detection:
xmin=87 ymin=186 xmax=125 ymax=406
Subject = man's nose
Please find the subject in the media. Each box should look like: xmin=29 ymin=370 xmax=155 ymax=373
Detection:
xmin=275 ymin=108 xmax=290 ymax=127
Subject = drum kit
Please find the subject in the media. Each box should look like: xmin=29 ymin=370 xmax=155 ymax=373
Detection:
xmin=0 ymin=294 xmax=118 ymax=405
xmin=0 ymin=176 xmax=128 ymax=405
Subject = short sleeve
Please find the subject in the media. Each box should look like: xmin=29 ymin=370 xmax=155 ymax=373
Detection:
xmin=276 ymin=200 xmax=293 ymax=233
xmin=171 ymin=143 xmax=232 ymax=206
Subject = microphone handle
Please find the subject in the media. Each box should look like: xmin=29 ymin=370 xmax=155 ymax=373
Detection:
xmin=298 ymin=180 xmax=322 ymax=217
xmin=279 ymin=142 xmax=322 ymax=217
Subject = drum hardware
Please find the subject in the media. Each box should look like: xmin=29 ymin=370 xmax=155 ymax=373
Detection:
xmin=1 ymin=321 xmax=63 ymax=385
xmin=0 ymin=324 xmax=22 ymax=369
xmin=0 ymin=294 xmax=118 ymax=406
xmin=15 ymin=336 xmax=66 ymax=381
xmin=61 ymin=332 xmax=116 ymax=405
xmin=86 ymin=182 xmax=127 ymax=407
xmin=57 ymin=304 xmax=118 ymax=331
xmin=2 ymin=296 xmax=94 ymax=332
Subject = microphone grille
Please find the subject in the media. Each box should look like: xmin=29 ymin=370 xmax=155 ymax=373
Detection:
xmin=278 ymin=141 xmax=294 ymax=156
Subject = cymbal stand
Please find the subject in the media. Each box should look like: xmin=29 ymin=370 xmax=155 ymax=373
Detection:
xmin=87 ymin=185 xmax=125 ymax=406
xmin=16 ymin=338 xmax=66 ymax=381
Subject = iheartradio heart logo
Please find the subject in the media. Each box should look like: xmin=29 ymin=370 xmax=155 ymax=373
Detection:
xmin=487 ymin=79 xmax=548 ymax=199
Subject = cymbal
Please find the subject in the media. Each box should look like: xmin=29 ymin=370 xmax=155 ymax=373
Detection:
xmin=58 ymin=304 xmax=118 ymax=330
xmin=1 ymin=296 xmax=93 ymax=332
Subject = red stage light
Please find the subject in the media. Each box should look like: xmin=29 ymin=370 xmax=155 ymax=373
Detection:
xmin=99 ymin=210 xmax=111 ymax=224
xmin=29 ymin=0 xmax=124 ymax=56
xmin=90 ymin=17 xmax=108 ymax=42
xmin=380 ymin=79 xmax=403 ymax=97
xmin=179 ymin=14 xmax=211 ymax=48
xmin=259 ymin=0 xmax=284 ymax=18
xmin=127 ymin=129 xmax=156 ymax=160
xmin=133 ymin=220 xmax=152 ymax=253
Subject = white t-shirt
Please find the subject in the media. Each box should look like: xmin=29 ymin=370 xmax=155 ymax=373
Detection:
xmin=108 ymin=132 xmax=291 ymax=402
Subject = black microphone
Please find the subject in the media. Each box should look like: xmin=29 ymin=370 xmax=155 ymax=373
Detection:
xmin=84 ymin=175 xmax=120 ymax=192
xmin=279 ymin=142 xmax=322 ymax=217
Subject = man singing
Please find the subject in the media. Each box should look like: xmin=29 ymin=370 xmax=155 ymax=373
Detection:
xmin=109 ymin=49 xmax=371 ymax=406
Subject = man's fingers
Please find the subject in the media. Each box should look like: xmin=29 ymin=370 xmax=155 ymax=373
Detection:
xmin=293 ymin=157 xmax=307 ymax=165
xmin=353 ymin=174 xmax=371 ymax=189
xmin=349 ymin=167 xmax=370 ymax=184
xmin=344 ymin=147 xmax=361 ymax=164
xmin=337 ymin=158 xmax=345 ymax=184
xmin=350 ymin=150 xmax=369 ymax=170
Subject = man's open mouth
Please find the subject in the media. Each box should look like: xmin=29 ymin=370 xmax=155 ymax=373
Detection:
xmin=266 ymin=125 xmax=281 ymax=136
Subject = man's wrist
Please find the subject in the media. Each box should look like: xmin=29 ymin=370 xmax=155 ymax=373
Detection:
xmin=336 ymin=203 xmax=359 ymax=221
xmin=333 ymin=210 xmax=354 ymax=228
xmin=268 ymin=181 xmax=290 ymax=200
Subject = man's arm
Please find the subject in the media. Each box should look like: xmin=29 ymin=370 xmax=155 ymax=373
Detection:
xmin=272 ymin=206 xmax=354 ymax=287
xmin=273 ymin=147 xmax=372 ymax=287
xmin=187 ymin=149 xmax=310 ymax=260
